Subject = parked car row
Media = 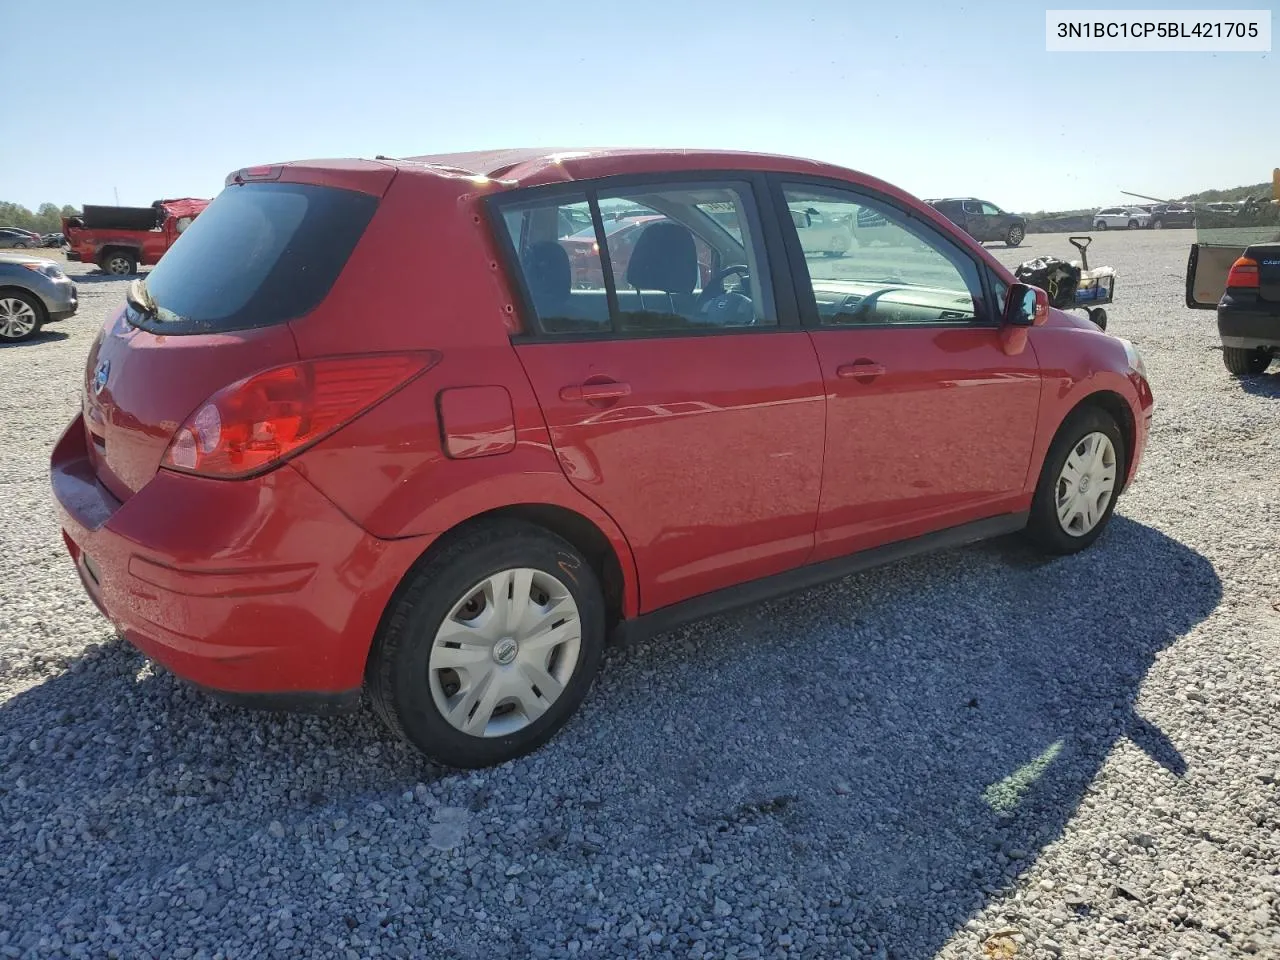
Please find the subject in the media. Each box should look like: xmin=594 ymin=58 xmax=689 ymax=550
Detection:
xmin=0 ymin=227 xmax=40 ymax=248
xmin=0 ymin=227 xmax=70 ymax=248
xmin=1092 ymin=205 xmax=1197 ymax=230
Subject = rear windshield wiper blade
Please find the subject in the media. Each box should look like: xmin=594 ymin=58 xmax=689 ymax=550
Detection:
xmin=127 ymin=278 xmax=157 ymax=316
xmin=126 ymin=278 xmax=186 ymax=324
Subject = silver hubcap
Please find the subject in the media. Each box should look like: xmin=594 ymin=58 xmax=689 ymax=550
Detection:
xmin=1056 ymin=431 xmax=1117 ymax=536
xmin=0 ymin=298 xmax=37 ymax=339
xmin=428 ymin=568 xmax=582 ymax=738
xmin=107 ymin=258 xmax=130 ymax=274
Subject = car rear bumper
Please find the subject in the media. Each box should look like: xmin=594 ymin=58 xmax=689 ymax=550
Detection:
xmin=49 ymin=414 xmax=431 ymax=710
xmin=1218 ymin=299 xmax=1280 ymax=350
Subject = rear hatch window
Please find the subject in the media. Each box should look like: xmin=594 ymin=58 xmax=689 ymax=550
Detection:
xmin=83 ymin=179 xmax=380 ymax=501
xmin=128 ymin=181 xmax=378 ymax=335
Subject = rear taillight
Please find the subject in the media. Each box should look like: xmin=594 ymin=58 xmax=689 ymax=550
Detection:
xmin=1226 ymin=257 xmax=1260 ymax=289
xmin=162 ymin=352 xmax=440 ymax=479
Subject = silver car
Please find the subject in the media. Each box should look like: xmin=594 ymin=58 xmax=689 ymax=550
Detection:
xmin=0 ymin=254 xmax=78 ymax=342
xmin=0 ymin=228 xmax=40 ymax=249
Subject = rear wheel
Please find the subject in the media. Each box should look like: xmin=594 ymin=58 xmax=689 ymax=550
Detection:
xmin=367 ymin=520 xmax=606 ymax=768
xmin=1088 ymin=307 xmax=1107 ymax=329
xmin=1025 ymin=406 xmax=1125 ymax=555
xmin=1095 ymin=221 xmax=1108 ymax=230
xmin=1222 ymin=346 xmax=1273 ymax=376
xmin=1005 ymin=224 xmax=1024 ymax=247
xmin=1127 ymin=219 xmax=1140 ymax=230
xmin=101 ymin=251 xmax=137 ymax=276
xmin=0 ymin=291 xmax=43 ymax=341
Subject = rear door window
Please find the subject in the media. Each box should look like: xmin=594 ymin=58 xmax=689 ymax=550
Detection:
xmin=132 ymin=181 xmax=378 ymax=335
xmin=496 ymin=181 xmax=775 ymax=336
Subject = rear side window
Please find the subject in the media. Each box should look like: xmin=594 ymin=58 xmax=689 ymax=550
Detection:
xmin=495 ymin=180 xmax=775 ymax=337
xmin=131 ymin=181 xmax=378 ymax=335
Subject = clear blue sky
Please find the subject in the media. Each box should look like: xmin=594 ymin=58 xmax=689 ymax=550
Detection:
xmin=4 ymin=0 xmax=1275 ymax=212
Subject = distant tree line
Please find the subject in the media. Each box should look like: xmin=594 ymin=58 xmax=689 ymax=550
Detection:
xmin=1178 ymin=182 xmax=1270 ymax=204
xmin=0 ymin=202 xmax=81 ymax=234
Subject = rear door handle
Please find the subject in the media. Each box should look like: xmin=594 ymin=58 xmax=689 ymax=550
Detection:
xmin=560 ymin=381 xmax=632 ymax=402
xmin=836 ymin=361 xmax=886 ymax=380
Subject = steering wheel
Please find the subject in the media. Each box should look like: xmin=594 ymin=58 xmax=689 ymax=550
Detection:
xmin=700 ymin=263 xmax=751 ymax=300
xmin=696 ymin=263 xmax=753 ymax=318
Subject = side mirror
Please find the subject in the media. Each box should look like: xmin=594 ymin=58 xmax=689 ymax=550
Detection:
xmin=1004 ymin=282 xmax=1048 ymax=327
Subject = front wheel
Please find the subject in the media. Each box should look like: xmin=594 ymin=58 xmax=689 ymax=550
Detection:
xmin=1025 ymin=406 xmax=1125 ymax=555
xmin=1152 ymin=218 xmax=1164 ymax=229
xmin=1005 ymin=224 xmax=1024 ymax=247
xmin=0 ymin=291 xmax=43 ymax=341
xmin=1222 ymin=346 xmax=1273 ymax=376
xmin=367 ymin=520 xmax=606 ymax=768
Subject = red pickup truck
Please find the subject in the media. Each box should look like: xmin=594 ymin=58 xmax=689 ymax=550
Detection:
xmin=63 ymin=198 xmax=209 ymax=276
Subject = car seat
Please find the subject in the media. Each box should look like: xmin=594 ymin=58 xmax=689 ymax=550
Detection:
xmin=624 ymin=221 xmax=699 ymax=321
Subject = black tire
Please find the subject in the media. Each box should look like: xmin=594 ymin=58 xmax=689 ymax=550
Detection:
xmin=100 ymin=251 xmax=137 ymax=276
xmin=12 ymin=241 xmax=29 ymax=249
xmin=1024 ymin=405 xmax=1126 ymax=555
xmin=1095 ymin=221 xmax=1108 ymax=231
xmin=1089 ymin=307 xmax=1107 ymax=329
xmin=1005 ymin=224 xmax=1024 ymax=247
xmin=366 ymin=519 xmax=607 ymax=768
xmin=1152 ymin=218 xmax=1164 ymax=229
xmin=0 ymin=289 xmax=45 ymax=342
xmin=1127 ymin=220 xmax=1139 ymax=230
xmin=1222 ymin=346 xmax=1273 ymax=376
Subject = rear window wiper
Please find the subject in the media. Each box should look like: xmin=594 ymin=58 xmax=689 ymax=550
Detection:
xmin=126 ymin=278 xmax=186 ymax=324
xmin=127 ymin=278 xmax=157 ymax=316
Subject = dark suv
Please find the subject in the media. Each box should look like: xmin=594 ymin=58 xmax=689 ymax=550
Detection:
xmin=925 ymin=198 xmax=1026 ymax=247
xmin=1146 ymin=204 xmax=1196 ymax=230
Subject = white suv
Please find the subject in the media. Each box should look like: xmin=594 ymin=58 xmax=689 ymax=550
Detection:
xmin=1093 ymin=207 xmax=1150 ymax=230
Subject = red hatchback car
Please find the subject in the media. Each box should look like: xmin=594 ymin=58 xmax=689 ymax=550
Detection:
xmin=51 ymin=148 xmax=1154 ymax=768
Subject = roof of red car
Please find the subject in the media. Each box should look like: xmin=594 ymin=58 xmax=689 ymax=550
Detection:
xmin=395 ymin=147 xmax=863 ymax=190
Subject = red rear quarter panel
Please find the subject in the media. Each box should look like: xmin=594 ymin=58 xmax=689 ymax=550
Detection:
xmin=286 ymin=169 xmax=640 ymax=616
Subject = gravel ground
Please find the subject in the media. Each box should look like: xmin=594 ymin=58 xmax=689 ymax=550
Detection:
xmin=1 ymin=231 xmax=1278 ymax=960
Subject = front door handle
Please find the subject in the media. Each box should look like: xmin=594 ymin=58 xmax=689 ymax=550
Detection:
xmin=560 ymin=381 xmax=632 ymax=402
xmin=836 ymin=361 xmax=886 ymax=381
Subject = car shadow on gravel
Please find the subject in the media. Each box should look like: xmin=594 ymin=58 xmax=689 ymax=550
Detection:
xmin=0 ymin=330 xmax=70 ymax=349
xmin=1238 ymin=371 xmax=1280 ymax=397
xmin=65 ymin=273 xmax=134 ymax=284
xmin=0 ymin=515 xmax=1220 ymax=959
